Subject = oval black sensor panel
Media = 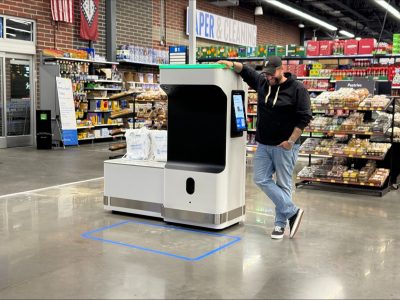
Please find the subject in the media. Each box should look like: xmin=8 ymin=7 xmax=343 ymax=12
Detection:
xmin=186 ymin=178 xmax=195 ymax=195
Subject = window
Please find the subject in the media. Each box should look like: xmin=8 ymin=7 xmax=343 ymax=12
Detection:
xmin=5 ymin=18 xmax=33 ymax=41
xmin=0 ymin=17 xmax=3 ymax=39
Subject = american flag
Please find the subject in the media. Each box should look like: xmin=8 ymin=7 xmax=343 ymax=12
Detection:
xmin=51 ymin=0 xmax=74 ymax=23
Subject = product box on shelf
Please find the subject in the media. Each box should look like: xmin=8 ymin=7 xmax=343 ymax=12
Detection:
xmin=306 ymin=41 xmax=320 ymax=56
xmin=227 ymin=47 xmax=238 ymax=58
xmin=267 ymin=45 xmax=277 ymax=56
xmin=319 ymin=41 xmax=333 ymax=56
xmin=276 ymin=45 xmax=286 ymax=57
xmin=286 ymin=44 xmax=297 ymax=57
xmin=256 ymin=45 xmax=267 ymax=57
xmin=344 ymin=39 xmax=359 ymax=55
xmin=247 ymin=46 xmax=257 ymax=57
xmin=238 ymin=47 xmax=247 ymax=58
xmin=358 ymin=38 xmax=377 ymax=55
xmin=296 ymin=46 xmax=306 ymax=57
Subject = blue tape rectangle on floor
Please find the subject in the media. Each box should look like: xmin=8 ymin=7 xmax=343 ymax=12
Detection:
xmin=81 ymin=220 xmax=241 ymax=262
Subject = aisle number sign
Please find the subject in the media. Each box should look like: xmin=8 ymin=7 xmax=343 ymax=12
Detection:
xmin=56 ymin=77 xmax=78 ymax=146
xmin=186 ymin=9 xmax=257 ymax=47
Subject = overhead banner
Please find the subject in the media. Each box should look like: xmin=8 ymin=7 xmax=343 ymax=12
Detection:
xmin=186 ymin=9 xmax=257 ymax=47
xmin=56 ymin=77 xmax=78 ymax=146
xmin=80 ymin=0 xmax=99 ymax=41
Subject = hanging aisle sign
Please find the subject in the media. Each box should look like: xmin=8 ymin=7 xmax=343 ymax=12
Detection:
xmin=56 ymin=77 xmax=78 ymax=146
xmin=186 ymin=9 xmax=257 ymax=47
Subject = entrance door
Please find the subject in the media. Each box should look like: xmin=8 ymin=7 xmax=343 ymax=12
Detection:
xmin=4 ymin=55 xmax=34 ymax=147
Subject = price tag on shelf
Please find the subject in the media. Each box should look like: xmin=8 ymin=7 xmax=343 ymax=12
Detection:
xmin=360 ymin=183 xmax=365 ymax=186
xmin=344 ymin=181 xmax=349 ymax=184
xmin=370 ymin=183 xmax=375 ymax=187
xmin=330 ymin=180 xmax=335 ymax=183
xmin=316 ymin=179 xmax=321 ymax=182
xmin=361 ymin=155 xmax=366 ymax=158
xmin=349 ymin=155 xmax=353 ymax=158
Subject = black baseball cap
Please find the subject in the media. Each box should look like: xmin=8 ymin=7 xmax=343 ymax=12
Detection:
xmin=263 ymin=56 xmax=282 ymax=75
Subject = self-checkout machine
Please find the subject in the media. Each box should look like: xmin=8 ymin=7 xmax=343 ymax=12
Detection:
xmin=103 ymin=64 xmax=247 ymax=229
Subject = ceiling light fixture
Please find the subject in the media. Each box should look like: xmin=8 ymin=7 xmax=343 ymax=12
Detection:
xmin=339 ymin=30 xmax=355 ymax=38
xmin=356 ymin=37 xmax=362 ymax=41
xmin=298 ymin=23 xmax=305 ymax=28
xmin=254 ymin=5 xmax=263 ymax=16
xmin=374 ymin=0 xmax=400 ymax=19
xmin=264 ymin=0 xmax=338 ymax=31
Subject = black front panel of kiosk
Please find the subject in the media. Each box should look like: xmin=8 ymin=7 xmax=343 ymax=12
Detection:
xmin=161 ymin=85 xmax=227 ymax=173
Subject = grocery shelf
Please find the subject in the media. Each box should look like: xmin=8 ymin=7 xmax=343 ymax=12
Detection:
xmin=77 ymin=126 xmax=93 ymax=129
xmin=91 ymin=80 xmax=123 ymax=83
xmin=85 ymin=88 xmax=122 ymax=91
xmin=248 ymin=129 xmax=257 ymax=132
xmin=248 ymin=102 xmax=258 ymax=105
xmin=116 ymin=59 xmax=163 ymax=67
xmin=87 ymin=97 xmax=110 ymax=100
xmin=304 ymin=128 xmax=385 ymax=136
xmin=297 ymin=176 xmax=386 ymax=188
xmin=94 ymin=123 xmax=123 ymax=128
xmin=310 ymin=101 xmax=392 ymax=112
xmin=299 ymin=149 xmax=389 ymax=161
xmin=43 ymin=56 xmax=119 ymax=65
xmin=391 ymin=86 xmax=400 ymax=90
xmin=297 ymin=77 xmax=331 ymax=80
xmin=87 ymin=110 xmax=113 ymax=113
xmin=308 ymin=89 xmax=328 ymax=92
xmin=247 ymin=112 xmax=257 ymax=116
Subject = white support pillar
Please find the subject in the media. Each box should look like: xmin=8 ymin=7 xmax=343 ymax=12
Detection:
xmin=188 ymin=0 xmax=197 ymax=64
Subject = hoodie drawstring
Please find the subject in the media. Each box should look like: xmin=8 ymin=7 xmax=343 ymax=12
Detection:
xmin=265 ymin=85 xmax=280 ymax=107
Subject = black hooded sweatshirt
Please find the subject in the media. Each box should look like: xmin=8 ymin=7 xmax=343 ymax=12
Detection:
xmin=240 ymin=65 xmax=312 ymax=146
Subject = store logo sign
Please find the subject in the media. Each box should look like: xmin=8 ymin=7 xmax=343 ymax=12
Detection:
xmin=186 ymin=9 xmax=257 ymax=47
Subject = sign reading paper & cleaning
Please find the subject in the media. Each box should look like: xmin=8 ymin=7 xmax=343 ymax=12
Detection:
xmin=186 ymin=9 xmax=257 ymax=47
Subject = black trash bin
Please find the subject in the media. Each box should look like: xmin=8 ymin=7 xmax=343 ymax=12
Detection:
xmin=36 ymin=110 xmax=52 ymax=149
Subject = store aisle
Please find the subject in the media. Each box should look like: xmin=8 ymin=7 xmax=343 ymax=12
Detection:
xmin=0 ymin=144 xmax=110 ymax=196
xmin=0 ymin=170 xmax=399 ymax=299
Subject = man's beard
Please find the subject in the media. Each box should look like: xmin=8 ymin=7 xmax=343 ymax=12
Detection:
xmin=268 ymin=75 xmax=281 ymax=86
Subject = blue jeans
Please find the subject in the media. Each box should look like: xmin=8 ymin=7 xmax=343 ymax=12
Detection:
xmin=253 ymin=143 xmax=300 ymax=228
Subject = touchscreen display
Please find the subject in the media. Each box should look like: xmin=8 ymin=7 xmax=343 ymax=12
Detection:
xmin=233 ymin=94 xmax=246 ymax=131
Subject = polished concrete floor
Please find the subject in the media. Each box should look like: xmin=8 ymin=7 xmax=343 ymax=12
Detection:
xmin=0 ymin=144 xmax=400 ymax=299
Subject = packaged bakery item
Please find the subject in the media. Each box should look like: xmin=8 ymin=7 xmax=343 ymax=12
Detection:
xmin=149 ymin=130 xmax=167 ymax=162
xmin=124 ymin=127 xmax=151 ymax=160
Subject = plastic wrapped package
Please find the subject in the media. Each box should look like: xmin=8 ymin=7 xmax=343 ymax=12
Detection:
xmin=124 ymin=127 xmax=151 ymax=160
xmin=150 ymin=130 xmax=168 ymax=162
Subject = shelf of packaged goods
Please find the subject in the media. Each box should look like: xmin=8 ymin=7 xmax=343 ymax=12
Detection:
xmin=246 ymin=145 xmax=258 ymax=152
xmin=297 ymin=77 xmax=331 ymax=80
xmin=304 ymin=129 xmax=385 ymax=136
xmin=310 ymin=101 xmax=392 ymax=112
xmin=296 ymin=176 xmax=387 ymax=188
xmin=94 ymin=123 xmax=123 ymax=128
xmin=197 ymin=54 xmax=400 ymax=63
xmin=44 ymin=56 xmax=119 ymax=65
xmin=85 ymin=88 xmax=122 ymax=91
xmin=116 ymin=59 xmax=163 ymax=67
xmin=76 ymin=126 xmax=93 ymax=129
xmin=135 ymin=99 xmax=167 ymax=103
xmin=248 ymin=129 xmax=257 ymax=132
xmin=91 ymin=80 xmax=123 ymax=84
xmin=79 ymin=135 xmax=125 ymax=141
xmin=247 ymin=112 xmax=257 ymax=116
xmin=307 ymin=89 xmax=328 ymax=92
xmin=298 ymin=150 xmax=389 ymax=161
xmin=391 ymin=86 xmax=400 ymax=90
xmin=127 ymin=81 xmax=160 ymax=85
xmin=248 ymin=102 xmax=258 ymax=105
xmin=87 ymin=110 xmax=113 ymax=113
xmin=87 ymin=97 xmax=110 ymax=100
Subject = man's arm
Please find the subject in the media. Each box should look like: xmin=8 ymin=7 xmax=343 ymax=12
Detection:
xmin=217 ymin=60 xmax=264 ymax=91
xmin=279 ymin=85 xmax=312 ymax=150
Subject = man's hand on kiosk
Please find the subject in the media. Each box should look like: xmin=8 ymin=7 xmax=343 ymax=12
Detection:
xmin=217 ymin=60 xmax=243 ymax=73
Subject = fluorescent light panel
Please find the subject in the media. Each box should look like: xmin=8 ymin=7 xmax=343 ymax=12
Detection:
xmin=374 ymin=0 xmax=400 ymax=19
xmin=264 ymin=0 xmax=338 ymax=31
xmin=339 ymin=30 xmax=355 ymax=38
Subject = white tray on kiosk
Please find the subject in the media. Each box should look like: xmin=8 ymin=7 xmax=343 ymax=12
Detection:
xmin=104 ymin=159 xmax=165 ymax=218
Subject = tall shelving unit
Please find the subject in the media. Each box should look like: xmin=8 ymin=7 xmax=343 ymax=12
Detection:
xmin=198 ymin=54 xmax=400 ymax=195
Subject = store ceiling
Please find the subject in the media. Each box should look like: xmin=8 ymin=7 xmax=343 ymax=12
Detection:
xmin=235 ymin=0 xmax=400 ymax=42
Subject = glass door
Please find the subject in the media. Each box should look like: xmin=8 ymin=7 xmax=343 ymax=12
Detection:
xmin=0 ymin=54 xmax=5 ymax=149
xmin=4 ymin=55 xmax=34 ymax=147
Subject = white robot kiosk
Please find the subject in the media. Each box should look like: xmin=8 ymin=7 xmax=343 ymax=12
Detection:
xmin=104 ymin=64 xmax=247 ymax=229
